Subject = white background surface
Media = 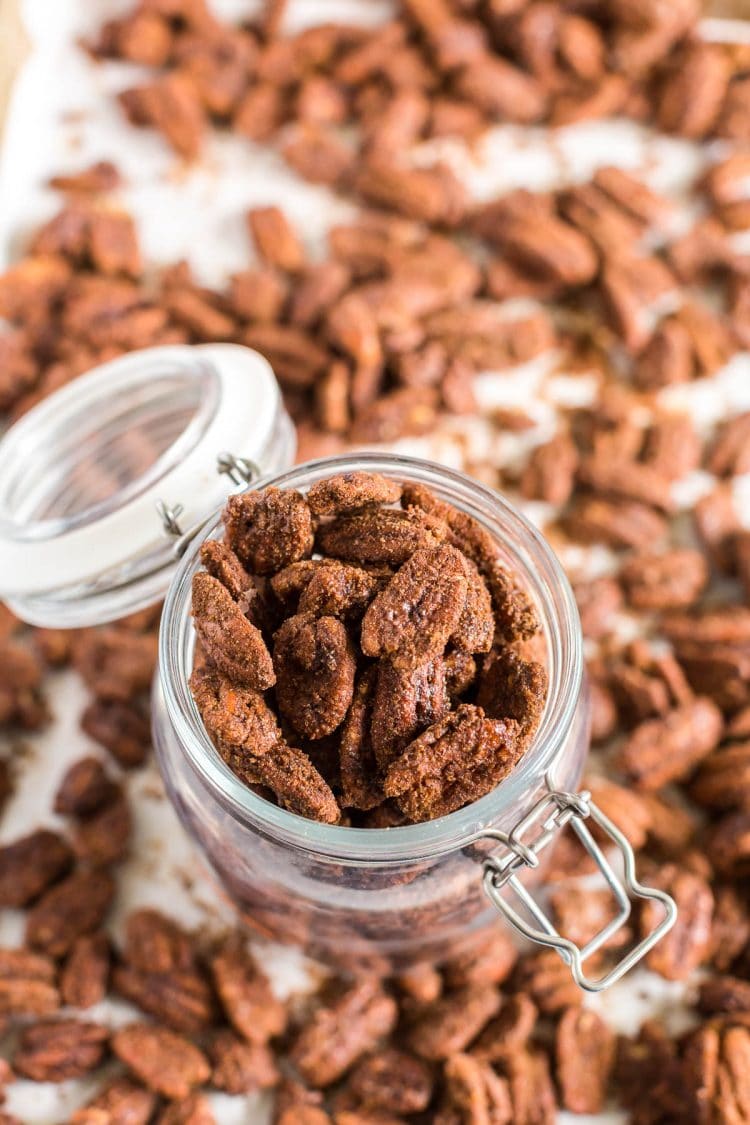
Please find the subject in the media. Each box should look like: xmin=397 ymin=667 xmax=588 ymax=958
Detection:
xmin=1 ymin=3 xmax=749 ymax=1120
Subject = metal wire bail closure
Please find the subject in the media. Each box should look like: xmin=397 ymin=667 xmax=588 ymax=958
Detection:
xmin=480 ymin=784 xmax=678 ymax=992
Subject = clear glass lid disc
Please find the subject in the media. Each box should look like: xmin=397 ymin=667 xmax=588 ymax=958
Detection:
xmin=0 ymin=344 xmax=287 ymax=627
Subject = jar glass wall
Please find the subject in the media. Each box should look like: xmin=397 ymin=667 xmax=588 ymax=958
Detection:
xmin=155 ymin=453 xmax=588 ymax=973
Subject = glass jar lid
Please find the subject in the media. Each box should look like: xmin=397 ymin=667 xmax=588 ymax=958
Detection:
xmin=0 ymin=344 xmax=293 ymax=628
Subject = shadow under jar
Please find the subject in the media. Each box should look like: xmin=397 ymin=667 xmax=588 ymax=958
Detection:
xmin=0 ymin=344 xmax=676 ymax=986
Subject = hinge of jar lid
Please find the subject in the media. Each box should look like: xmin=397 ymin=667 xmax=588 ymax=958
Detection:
xmin=478 ymin=784 xmax=677 ymax=993
xmin=156 ymin=452 xmax=261 ymax=559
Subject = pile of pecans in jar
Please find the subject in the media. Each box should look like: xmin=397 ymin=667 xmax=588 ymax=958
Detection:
xmin=190 ymin=471 xmax=547 ymax=826
xmin=1 ymin=0 xmax=750 ymax=1120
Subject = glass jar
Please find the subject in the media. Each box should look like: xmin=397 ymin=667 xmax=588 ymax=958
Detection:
xmin=0 ymin=343 xmax=676 ymax=988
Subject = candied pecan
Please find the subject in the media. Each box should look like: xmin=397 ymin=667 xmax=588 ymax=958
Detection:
xmin=228 ymin=266 xmax=288 ymax=323
xmin=247 ymin=206 xmax=306 ymax=274
xmin=210 ymin=939 xmax=286 ymax=1044
xmin=635 ymin=318 xmax=694 ymax=389
xmin=54 ymin=756 xmax=117 ymax=816
xmin=80 ymin=698 xmax=150 ymax=768
xmin=709 ymin=885 xmax=750 ymax=972
xmin=88 ymin=209 xmax=141 ymax=278
xmin=14 ymin=1019 xmax=109 ymax=1082
xmin=451 ymin=558 xmax=494 ymax=655
xmin=616 ymin=697 xmax=723 ymax=789
xmin=555 ymin=1007 xmax=615 ymax=1114
xmin=318 ymin=507 xmax=448 ymax=567
xmin=308 ymin=472 xmax=401 ymax=516
xmin=350 ymin=386 xmax=439 ymax=444
xmin=519 ymin=433 xmax=578 ymax=506
xmin=282 ymin=123 xmax=354 ymax=186
xmin=123 ymin=908 xmax=195 ymax=973
xmin=247 ymin=739 xmax=341 ymax=823
xmin=577 ymin=455 xmax=673 ymax=513
xmin=471 ymin=994 xmax=538 ymax=1063
xmin=641 ymin=864 xmax=713 ymax=980
xmin=361 ymin=546 xmax=468 ymax=669
xmin=316 ymin=361 xmax=351 ymax=434
xmin=476 ymin=647 xmax=547 ymax=746
xmin=209 ymin=1029 xmax=278 ymax=1094
xmin=290 ymin=261 xmax=351 ymax=328
xmin=676 ymin=301 xmax=736 ymax=377
xmin=512 ymin=949 xmax=582 ymax=1015
xmin=223 ymin=487 xmax=314 ymax=575
xmin=60 ymin=933 xmax=110 ymax=1009
xmin=585 ymin=776 xmax=652 ymax=850
xmin=561 ymin=497 xmax=667 ymax=550
xmin=70 ymin=1077 xmax=157 ymax=1125
xmin=112 ymin=1023 xmax=211 ymax=1100
xmin=73 ymin=628 xmax=158 ymax=702
xmin=190 ymin=665 xmax=281 ymax=764
xmin=407 ymin=983 xmax=501 ymax=1061
xmin=455 ymin=52 xmax=546 ymax=122
xmin=692 ymin=742 xmax=750 ymax=811
xmin=345 ymin=1048 xmax=433 ymax=1115
xmin=290 ymin=979 xmax=397 ymax=1087
xmin=549 ymin=885 xmax=630 ymax=967
xmin=191 ymin=573 xmax=275 ymax=690
xmin=326 ymin=294 xmax=383 ymax=381
xmin=113 ymin=961 xmax=215 ymax=1034
xmin=642 ymin=410 xmax=701 ymax=480
xmin=0 ymin=640 xmax=46 ymax=728
xmin=436 ymin=1051 xmax=512 ymax=1124
xmin=298 ymin=562 xmax=381 ymax=620
xmin=472 ymin=196 xmax=596 ymax=287
xmin=337 ymin=669 xmax=382 ymax=811
xmin=26 ymin=869 xmax=115 ymax=957
xmin=0 ymin=829 xmax=72 ymax=907
xmin=502 ymin=1048 xmax=557 ymax=1125
xmin=682 ymin=1021 xmax=750 ymax=1124
xmin=706 ymin=811 xmax=750 ymax=879
xmin=385 ymin=705 xmax=520 ymax=821
xmin=73 ymin=790 xmax=132 ymax=868
xmin=119 ymin=72 xmax=206 ymax=159
xmin=156 ymin=1093 xmax=215 ymax=1125
xmin=274 ymin=613 xmax=355 ymax=739
xmin=353 ymin=157 xmax=467 ymax=227
xmin=370 ymin=657 xmax=448 ymax=771
xmin=658 ymin=42 xmax=730 ymax=138
xmin=593 ymin=166 xmax=671 ymax=227
xmin=0 ymin=947 xmax=59 ymax=1018
xmin=620 ymin=548 xmax=708 ymax=610
xmin=615 ymin=1020 xmax=688 ymax=1124
xmin=199 ymin=539 xmax=253 ymax=602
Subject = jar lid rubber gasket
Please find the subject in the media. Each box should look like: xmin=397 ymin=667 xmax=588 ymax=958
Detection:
xmin=0 ymin=343 xmax=286 ymax=623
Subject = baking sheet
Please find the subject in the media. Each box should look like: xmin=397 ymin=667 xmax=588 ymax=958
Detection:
xmin=1 ymin=2 xmax=749 ymax=1121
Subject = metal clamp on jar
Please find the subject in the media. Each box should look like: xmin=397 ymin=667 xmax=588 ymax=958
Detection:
xmin=0 ymin=344 xmax=676 ymax=984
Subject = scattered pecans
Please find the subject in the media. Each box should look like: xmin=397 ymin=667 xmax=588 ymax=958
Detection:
xmin=1 ymin=0 xmax=750 ymax=1119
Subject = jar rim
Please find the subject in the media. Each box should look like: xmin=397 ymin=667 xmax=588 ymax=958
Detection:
xmin=159 ymin=452 xmax=584 ymax=863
